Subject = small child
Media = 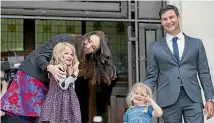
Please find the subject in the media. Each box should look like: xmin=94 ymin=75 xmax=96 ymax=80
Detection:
xmin=0 ymin=71 xmax=9 ymax=117
xmin=123 ymin=82 xmax=163 ymax=123
xmin=39 ymin=42 xmax=81 ymax=123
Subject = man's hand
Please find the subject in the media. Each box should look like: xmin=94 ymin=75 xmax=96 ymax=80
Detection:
xmin=204 ymin=101 xmax=214 ymax=120
xmin=47 ymin=64 xmax=66 ymax=79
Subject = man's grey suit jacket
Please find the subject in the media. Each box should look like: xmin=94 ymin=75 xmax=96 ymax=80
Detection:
xmin=145 ymin=34 xmax=214 ymax=108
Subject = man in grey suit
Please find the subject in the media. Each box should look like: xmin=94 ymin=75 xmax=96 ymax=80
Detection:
xmin=145 ymin=5 xmax=214 ymax=123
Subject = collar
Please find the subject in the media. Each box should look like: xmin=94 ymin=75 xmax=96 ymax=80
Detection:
xmin=166 ymin=31 xmax=184 ymax=42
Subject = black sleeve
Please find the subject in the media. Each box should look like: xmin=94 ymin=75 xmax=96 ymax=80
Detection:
xmin=35 ymin=34 xmax=73 ymax=72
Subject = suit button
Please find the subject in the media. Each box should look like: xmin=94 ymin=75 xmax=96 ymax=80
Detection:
xmin=177 ymin=77 xmax=180 ymax=79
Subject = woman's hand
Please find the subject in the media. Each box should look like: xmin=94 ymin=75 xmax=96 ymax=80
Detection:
xmin=47 ymin=64 xmax=66 ymax=79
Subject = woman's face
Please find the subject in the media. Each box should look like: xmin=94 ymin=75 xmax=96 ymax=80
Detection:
xmin=62 ymin=46 xmax=74 ymax=66
xmin=83 ymin=34 xmax=101 ymax=54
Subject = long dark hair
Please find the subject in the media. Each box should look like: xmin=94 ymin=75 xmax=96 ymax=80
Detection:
xmin=74 ymin=31 xmax=116 ymax=85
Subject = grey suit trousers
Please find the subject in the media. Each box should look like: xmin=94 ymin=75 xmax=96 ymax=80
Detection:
xmin=161 ymin=86 xmax=204 ymax=123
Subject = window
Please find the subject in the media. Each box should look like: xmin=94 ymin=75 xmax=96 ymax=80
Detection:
xmin=35 ymin=20 xmax=82 ymax=48
xmin=1 ymin=19 xmax=24 ymax=51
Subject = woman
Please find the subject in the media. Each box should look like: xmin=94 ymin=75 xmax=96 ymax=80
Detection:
xmin=0 ymin=31 xmax=116 ymax=122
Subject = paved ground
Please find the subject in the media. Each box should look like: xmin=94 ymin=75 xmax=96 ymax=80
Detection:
xmin=1 ymin=114 xmax=26 ymax=123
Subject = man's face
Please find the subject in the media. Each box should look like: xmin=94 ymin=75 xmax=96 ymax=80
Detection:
xmin=83 ymin=35 xmax=101 ymax=54
xmin=161 ymin=10 xmax=180 ymax=35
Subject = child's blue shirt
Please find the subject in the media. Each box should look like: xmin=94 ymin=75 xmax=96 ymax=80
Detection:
xmin=123 ymin=105 xmax=154 ymax=123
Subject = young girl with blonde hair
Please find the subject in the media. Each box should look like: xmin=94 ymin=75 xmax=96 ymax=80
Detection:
xmin=39 ymin=42 xmax=81 ymax=123
xmin=123 ymin=82 xmax=163 ymax=123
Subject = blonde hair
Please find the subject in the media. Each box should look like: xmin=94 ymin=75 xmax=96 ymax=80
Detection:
xmin=50 ymin=42 xmax=79 ymax=76
xmin=126 ymin=82 xmax=152 ymax=108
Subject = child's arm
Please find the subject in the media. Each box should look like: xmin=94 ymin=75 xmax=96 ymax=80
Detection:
xmin=72 ymin=60 xmax=79 ymax=77
xmin=1 ymin=71 xmax=9 ymax=96
xmin=146 ymin=96 xmax=163 ymax=117
xmin=1 ymin=80 xmax=9 ymax=96
xmin=123 ymin=111 xmax=128 ymax=123
xmin=67 ymin=59 xmax=79 ymax=77
xmin=1 ymin=78 xmax=9 ymax=117
xmin=64 ymin=59 xmax=79 ymax=89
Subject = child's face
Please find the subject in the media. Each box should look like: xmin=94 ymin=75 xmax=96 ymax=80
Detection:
xmin=62 ymin=46 xmax=74 ymax=66
xmin=132 ymin=87 xmax=147 ymax=106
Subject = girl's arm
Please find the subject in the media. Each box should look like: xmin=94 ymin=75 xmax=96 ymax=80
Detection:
xmin=64 ymin=59 xmax=79 ymax=89
xmin=0 ymin=80 xmax=7 ymax=117
xmin=123 ymin=111 xmax=128 ymax=123
xmin=146 ymin=96 xmax=163 ymax=117
xmin=1 ymin=71 xmax=9 ymax=96
xmin=72 ymin=61 xmax=79 ymax=77
xmin=1 ymin=80 xmax=9 ymax=96
xmin=67 ymin=60 xmax=79 ymax=77
xmin=67 ymin=56 xmax=80 ymax=77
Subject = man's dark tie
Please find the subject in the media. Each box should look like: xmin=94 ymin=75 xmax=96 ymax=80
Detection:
xmin=172 ymin=37 xmax=180 ymax=62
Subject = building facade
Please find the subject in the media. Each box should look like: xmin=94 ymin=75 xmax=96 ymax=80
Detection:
xmin=1 ymin=1 xmax=214 ymax=123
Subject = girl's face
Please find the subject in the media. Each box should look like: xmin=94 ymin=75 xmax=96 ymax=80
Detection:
xmin=62 ymin=46 xmax=74 ymax=66
xmin=132 ymin=87 xmax=147 ymax=106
